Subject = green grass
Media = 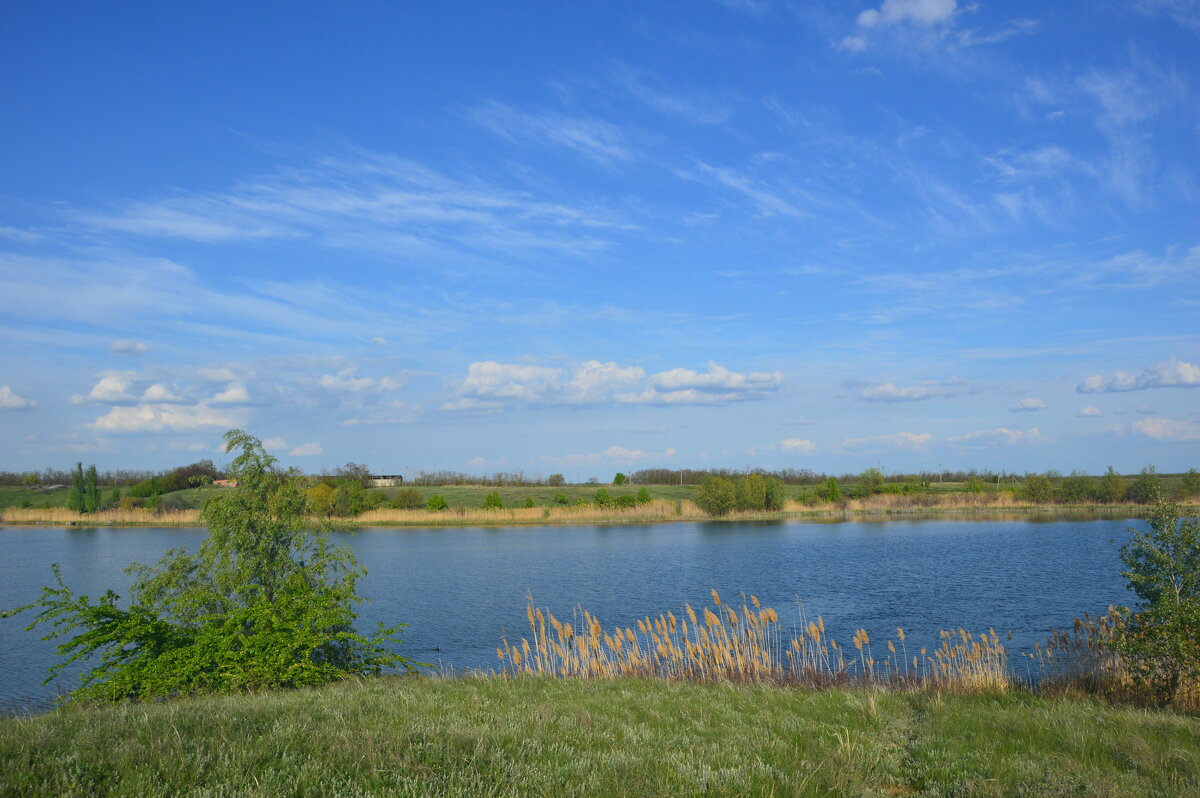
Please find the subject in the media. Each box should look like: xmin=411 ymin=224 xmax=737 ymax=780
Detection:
xmin=2 ymin=678 xmax=1197 ymax=797
xmin=0 ymin=485 xmax=70 ymax=511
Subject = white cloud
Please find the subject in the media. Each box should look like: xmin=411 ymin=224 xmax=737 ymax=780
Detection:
xmin=618 ymin=362 xmax=783 ymax=405
xmin=465 ymin=101 xmax=633 ymax=164
xmin=543 ymin=445 xmax=678 ymax=466
xmin=1077 ymin=357 xmax=1200 ymax=393
xmin=211 ymin=382 xmax=251 ymax=404
xmin=371 ymin=337 xmax=388 ymax=347
xmin=289 ymin=442 xmax=324 ymax=456
xmin=837 ymin=431 xmax=933 ymax=452
xmin=569 ymin=360 xmax=645 ymax=400
xmin=1009 ymin=397 xmax=1046 ymax=412
xmin=443 ymin=361 xmax=563 ymax=410
xmin=319 ymin=366 xmax=404 ymax=393
xmin=949 ymin=427 xmax=1043 ymax=445
xmin=74 ymin=374 xmax=136 ymax=404
xmin=141 ymin=383 xmax=182 ymax=402
xmin=838 ymin=36 xmax=868 ymax=53
xmin=264 ymin=437 xmax=288 ymax=451
xmin=109 ymin=339 xmax=149 ymax=356
xmin=1079 ymin=406 xmax=1103 ymax=417
xmin=859 ymin=377 xmax=969 ymax=403
xmin=0 ymin=384 xmax=35 ymax=409
xmin=1132 ymin=418 xmax=1200 ymax=441
xmin=858 ymin=0 xmax=957 ymax=29
xmin=89 ymin=402 xmax=240 ymax=433
xmin=780 ymin=438 xmax=817 ymax=453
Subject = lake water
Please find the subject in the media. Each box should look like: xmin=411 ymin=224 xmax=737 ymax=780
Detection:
xmin=0 ymin=517 xmax=1139 ymax=709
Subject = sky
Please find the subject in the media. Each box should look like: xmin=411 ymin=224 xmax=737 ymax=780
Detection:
xmin=1 ymin=0 xmax=1198 ymax=479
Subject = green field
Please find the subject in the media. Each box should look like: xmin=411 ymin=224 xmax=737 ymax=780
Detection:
xmin=2 ymin=678 xmax=1197 ymax=797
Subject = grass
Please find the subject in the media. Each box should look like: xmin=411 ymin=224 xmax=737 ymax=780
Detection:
xmin=1 ymin=676 xmax=1197 ymax=797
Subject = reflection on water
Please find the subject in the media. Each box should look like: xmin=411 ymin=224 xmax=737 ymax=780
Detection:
xmin=0 ymin=517 xmax=1137 ymax=710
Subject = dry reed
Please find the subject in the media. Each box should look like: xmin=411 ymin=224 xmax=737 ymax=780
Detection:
xmin=0 ymin=507 xmax=202 ymax=526
xmin=496 ymin=591 xmax=1011 ymax=692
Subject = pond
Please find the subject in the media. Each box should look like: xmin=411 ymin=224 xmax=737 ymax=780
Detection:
xmin=0 ymin=517 xmax=1138 ymax=710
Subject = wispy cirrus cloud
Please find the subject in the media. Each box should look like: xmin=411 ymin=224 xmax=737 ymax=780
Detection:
xmin=1077 ymin=357 xmax=1200 ymax=393
xmin=465 ymin=101 xmax=634 ymax=164
xmin=836 ymin=431 xmax=933 ymax=452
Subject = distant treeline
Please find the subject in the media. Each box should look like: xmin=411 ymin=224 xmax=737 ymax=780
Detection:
xmin=0 ymin=460 xmax=226 ymax=489
xmin=626 ymin=467 xmax=1027 ymax=486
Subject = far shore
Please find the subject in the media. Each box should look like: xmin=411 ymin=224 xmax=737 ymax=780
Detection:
xmin=2 ymin=496 xmax=1188 ymax=529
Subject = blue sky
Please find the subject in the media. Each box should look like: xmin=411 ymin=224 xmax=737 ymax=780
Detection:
xmin=1 ymin=0 xmax=1198 ymax=478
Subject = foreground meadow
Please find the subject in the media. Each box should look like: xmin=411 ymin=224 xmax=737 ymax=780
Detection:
xmin=2 ymin=677 xmax=1198 ymax=797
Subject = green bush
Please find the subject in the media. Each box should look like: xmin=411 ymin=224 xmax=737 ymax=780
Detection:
xmin=763 ymin=478 xmax=785 ymax=511
xmin=1100 ymin=466 xmax=1126 ymax=503
xmin=1182 ymin=468 xmax=1200 ymax=499
xmin=636 ymin=487 xmax=652 ymax=505
xmin=814 ymin=477 xmax=841 ymax=503
xmin=2 ymin=430 xmax=419 ymax=702
xmin=553 ymin=493 xmax=570 ymax=505
xmin=1021 ymin=473 xmax=1055 ymax=504
xmin=615 ymin=495 xmax=637 ymax=508
xmin=593 ymin=489 xmax=612 ymax=507
xmin=1118 ymin=499 xmax=1200 ymax=706
xmin=1128 ymin=465 xmax=1164 ymax=504
xmin=390 ymin=488 xmax=425 ymax=510
xmin=482 ymin=491 xmax=503 ymax=510
xmin=523 ymin=496 xmax=536 ymax=508
xmin=695 ymin=476 xmax=736 ymax=516
xmin=426 ymin=494 xmax=447 ymax=511
xmin=612 ymin=472 xmax=628 ymax=485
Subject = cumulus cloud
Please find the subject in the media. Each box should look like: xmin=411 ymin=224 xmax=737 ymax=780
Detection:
xmin=780 ymin=438 xmax=817 ymax=453
xmin=89 ymin=402 xmax=240 ymax=433
xmin=211 ymin=382 xmax=251 ymax=404
xmin=1077 ymin=357 xmax=1200 ymax=393
xmin=289 ymin=442 xmax=325 ymax=456
xmin=1132 ymin=418 xmax=1200 ymax=441
xmin=0 ymin=384 xmax=35 ymax=409
xmin=319 ymin=367 xmax=404 ymax=393
xmin=263 ymin=437 xmax=288 ymax=451
xmin=857 ymin=0 xmax=957 ymax=28
xmin=617 ymin=362 xmax=783 ymax=405
xmin=859 ymin=377 xmax=970 ymax=403
xmin=837 ymin=431 xmax=933 ymax=452
xmin=443 ymin=359 xmax=779 ymax=410
xmin=949 ymin=427 xmax=1043 ymax=445
xmin=72 ymin=374 xmax=136 ymax=404
xmin=141 ymin=383 xmax=182 ymax=402
xmin=109 ymin=339 xmax=149 ymax=356
xmin=1079 ymin=406 xmax=1103 ymax=417
xmin=1009 ymin=397 xmax=1046 ymax=412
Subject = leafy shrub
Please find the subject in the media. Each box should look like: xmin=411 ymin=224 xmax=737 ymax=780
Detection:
xmin=3 ymin=430 xmax=418 ymax=702
xmin=636 ymin=487 xmax=652 ymax=505
xmin=1021 ymin=473 xmax=1055 ymax=504
xmin=763 ymin=478 xmax=785 ymax=511
xmin=390 ymin=488 xmax=425 ymax=510
xmin=593 ymin=489 xmax=612 ymax=507
xmin=553 ymin=493 xmax=570 ymax=505
xmin=615 ymin=495 xmax=637 ymax=508
xmin=426 ymin=494 xmax=447 ymax=511
xmin=523 ymin=496 xmax=536 ymax=508
xmin=482 ymin=491 xmax=503 ymax=510
xmin=547 ymin=474 xmax=565 ymax=487
xmin=1128 ymin=465 xmax=1164 ymax=504
xmin=814 ymin=477 xmax=841 ymax=503
xmin=695 ymin=476 xmax=735 ymax=516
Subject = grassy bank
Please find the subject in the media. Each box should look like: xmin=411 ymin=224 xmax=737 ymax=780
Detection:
xmin=2 ymin=496 xmax=1186 ymax=528
xmin=2 ymin=677 xmax=1197 ymax=797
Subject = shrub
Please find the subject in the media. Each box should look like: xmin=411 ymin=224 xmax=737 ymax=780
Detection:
xmin=856 ymin=468 xmax=885 ymax=497
xmin=593 ymin=489 xmax=612 ymax=507
xmin=1100 ymin=466 xmax=1126 ymax=503
xmin=3 ymin=430 xmax=419 ymax=702
xmin=553 ymin=493 xmax=570 ymax=505
xmin=636 ymin=487 xmax=652 ymax=505
xmin=615 ymin=495 xmax=637 ymax=508
xmin=1128 ymin=465 xmax=1164 ymax=504
xmin=763 ymin=478 xmax=785 ymax=511
xmin=547 ymin=474 xmax=565 ymax=487
xmin=482 ymin=491 xmax=503 ymax=510
xmin=1118 ymin=499 xmax=1200 ymax=706
xmin=734 ymin=474 xmax=766 ymax=512
xmin=1182 ymin=468 xmax=1200 ymax=499
xmin=1021 ymin=473 xmax=1055 ymax=504
xmin=426 ymin=494 xmax=448 ymax=511
xmin=695 ymin=476 xmax=735 ymax=517
xmin=306 ymin=483 xmax=335 ymax=516
xmin=523 ymin=496 xmax=536 ymax=508
xmin=390 ymin=488 xmax=425 ymax=510
xmin=814 ymin=477 xmax=841 ymax=503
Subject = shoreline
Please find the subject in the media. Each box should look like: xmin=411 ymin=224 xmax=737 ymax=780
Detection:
xmin=1 ymin=499 xmax=1183 ymax=529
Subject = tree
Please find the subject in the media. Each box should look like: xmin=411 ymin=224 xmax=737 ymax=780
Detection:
xmin=814 ymin=477 xmax=841 ymax=503
xmin=734 ymin=474 xmax=766 ymax=511
xmin=66 ymin=463 xmax=85 ymax=513
xmin=1100 ymin=466 xmax=1126 ymax=503
xmin=547 ymin=474 xmax=565 ymax=487
xmin=612 ymin=472 xmax=628 ymax=485
xmin=857 ymin=468 xmax=885 ymax=497
xmin=4 ymin=429 xmax=418 ymax=702
xmin=84 ymin=464 xmax=101 ymax=513
xmin=695 ymin=476 xmax=736 ymax=517
xmin=1182 ymin=469 xmax=1200 ymax=499
xmin=306 ymin=483 xmax=336 ymax=516
xmin=1118 ymin=499 xmax=1200 ymax=706
xmin=1128 ymin=465 xmax=1164 ymax=505
xmin=1060 ymin=471 xmax=1095 ymax=504
xmin=1020 ymin=472 xmax=1055 ymax=504
xmin=763 ymin=478 xmax=786 ymax=511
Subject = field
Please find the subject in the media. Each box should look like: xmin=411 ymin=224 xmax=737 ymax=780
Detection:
xmin=2 ymin=677 xmax=1197 ymax=797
